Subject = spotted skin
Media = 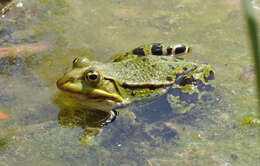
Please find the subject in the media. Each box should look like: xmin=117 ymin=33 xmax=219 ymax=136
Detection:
xmin=111 ymin=43 xmax=191 ymax=62
xmin=57 ymin=43 xmax=214 ymax=113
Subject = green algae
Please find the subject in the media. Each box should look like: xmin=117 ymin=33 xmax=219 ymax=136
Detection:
xmin=241 ymin=114 xmax=260 ymax=127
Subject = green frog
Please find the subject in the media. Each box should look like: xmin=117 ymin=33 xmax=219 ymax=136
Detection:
xmin=56 ymin=43 xmax=215 ymax=115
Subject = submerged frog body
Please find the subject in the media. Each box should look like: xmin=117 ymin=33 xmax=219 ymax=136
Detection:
xmin=57 ymin=43 xmax=215 ymax=114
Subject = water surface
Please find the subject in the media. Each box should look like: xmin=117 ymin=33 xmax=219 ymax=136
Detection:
xmin=0 ymin=0 xmax=259 ymax=165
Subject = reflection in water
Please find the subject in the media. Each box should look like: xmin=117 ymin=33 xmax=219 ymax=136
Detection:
xmin=58 ymin=109 xmax=110 ymax=145
xmin=0 ymin=0 xmax=259 ymax=165
xmin=54 ymin=93 xmax=117 ymax=146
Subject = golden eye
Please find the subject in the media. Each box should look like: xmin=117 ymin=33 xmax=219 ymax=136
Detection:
xmin=85 ymin=70 xmax=101 ymax=85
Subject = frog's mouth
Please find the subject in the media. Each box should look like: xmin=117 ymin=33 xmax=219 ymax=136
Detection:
xmin=56 ymin=78 xmax=127 ymax=107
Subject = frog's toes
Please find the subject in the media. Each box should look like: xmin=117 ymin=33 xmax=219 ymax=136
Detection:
xmin=104 ymin=109 xmax=118 ymax=124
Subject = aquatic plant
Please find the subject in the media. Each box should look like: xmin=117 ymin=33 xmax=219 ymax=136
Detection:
xmin=242 ymin=0 xmax=260 ymax=110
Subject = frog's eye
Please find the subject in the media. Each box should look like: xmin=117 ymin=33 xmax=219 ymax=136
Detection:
xmin=73 ymin=57 xmax=79 ymax=64
xmin=73 ymin=57 xmax=90 ymax=68
xmin=84 ymin=70 xmax=101 ymax=85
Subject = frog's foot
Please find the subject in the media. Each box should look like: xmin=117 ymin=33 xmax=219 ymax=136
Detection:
xmin=111 ymin=43 xmax=191 ymax=62
xmin=175 ymin=63 xmax=215 ymax=89
xmin=168 ymin=64 xmax=215 ymax=114
xmin=104 ymin=109 xmax=118 ymax=124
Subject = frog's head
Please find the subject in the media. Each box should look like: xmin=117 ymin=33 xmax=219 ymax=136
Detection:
xmin=56 ymin=57 xmax=126 ymax=111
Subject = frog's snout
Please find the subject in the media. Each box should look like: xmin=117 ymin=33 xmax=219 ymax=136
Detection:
xmin=56 ymin=78 xmax=65 ymax=90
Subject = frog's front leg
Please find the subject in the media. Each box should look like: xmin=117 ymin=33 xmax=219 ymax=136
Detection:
xmin=111 ymin=43 xmax=191 ymax=62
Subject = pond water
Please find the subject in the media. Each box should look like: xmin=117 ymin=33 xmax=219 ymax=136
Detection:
xmin=0 ymin=0 xmax=259 ymax=165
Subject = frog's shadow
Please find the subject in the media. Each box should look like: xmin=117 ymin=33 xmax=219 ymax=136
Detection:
xmin=52 ymin=86 xmax=216 ymax=146
xmin=130 ymin=86 xmax=216 ymax=125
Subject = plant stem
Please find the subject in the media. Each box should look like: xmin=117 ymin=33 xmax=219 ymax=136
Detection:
xmin=242 ymin=0 xmax=260 ymax=110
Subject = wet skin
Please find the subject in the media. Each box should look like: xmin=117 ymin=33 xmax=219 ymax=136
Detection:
xmin=56 ymin=43 xmax=215 ymax=113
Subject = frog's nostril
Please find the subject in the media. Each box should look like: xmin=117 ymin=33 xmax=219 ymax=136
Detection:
xmin=187 ymin=47 xmax=192 ymax=53
xmin=56 ymin=79 xmax=63 ymax=89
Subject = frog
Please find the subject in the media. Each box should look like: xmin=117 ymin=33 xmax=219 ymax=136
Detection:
xmin=56 ymin=43 xmax=215 ymax=115
xmin=56 ymin=43 xmax=215 ymax=145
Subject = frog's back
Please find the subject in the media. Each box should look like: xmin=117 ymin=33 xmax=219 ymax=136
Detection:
xmin=101 ymin=55 xmax=194 ymax=85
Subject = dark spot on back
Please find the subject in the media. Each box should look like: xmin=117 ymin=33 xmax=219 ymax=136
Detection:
xmin=151 ymin=43 xmax=163 ymax=55
xmin=142 ymin=58 xmax=149 ymax=62
xmin=166 ymin=76 xmax=173 ymax=81
xmin=122 ymin=82 xmax=128 ymax=88
xmin=176 ymin=75 xmax=214 ymax=92
xmin=167 ymin=46 xmax=173 ymax=55
xmin=175 ymin=45 xmax=186 ymax=54
xmin=168 ymin=64 xmax=175 ymax=69
xmin=149 ymin=86 xmax=156 ymax=90
xmin=175 ymin=73 xmax=183 ymax=80
xmin=131 ymin=91 xmax=136 ymax=96
xmin=124 ymin=53 xmax=128 ymax=56
xmin=179 ymin=76 xmax=197 ymax=86
xmin=138 ymin=54 xmax=145 ymax=58
xmin=183 ymin=67 xmax=188 ymax=71
xmin=133 ymin=47 xmax=145 ymax=56
xmin=152 ymin=64 xmax=156 ymax=68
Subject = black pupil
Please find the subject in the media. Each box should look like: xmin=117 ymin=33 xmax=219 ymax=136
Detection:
xmin=89 ymin=74 xmax=98 ymax=80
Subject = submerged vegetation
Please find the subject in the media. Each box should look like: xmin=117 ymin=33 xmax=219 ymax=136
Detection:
xmin=0 ymin=0 xmax=259 ymax=165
